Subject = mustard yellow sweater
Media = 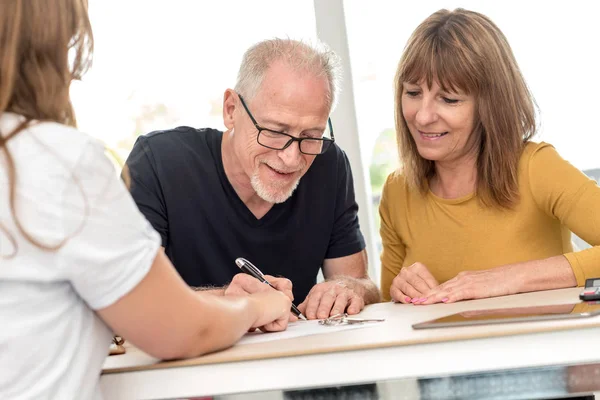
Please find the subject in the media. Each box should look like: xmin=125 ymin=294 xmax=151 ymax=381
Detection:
xmin=379 ymin=142 xmax=600 ymax=301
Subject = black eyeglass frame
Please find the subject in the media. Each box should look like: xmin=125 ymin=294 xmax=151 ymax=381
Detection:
xmin=237 ymin=94 xmax=335 ymax=155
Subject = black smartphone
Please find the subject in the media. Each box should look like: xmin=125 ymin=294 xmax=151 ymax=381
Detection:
xmin=579 ymin=278 xmax=600 ymax=301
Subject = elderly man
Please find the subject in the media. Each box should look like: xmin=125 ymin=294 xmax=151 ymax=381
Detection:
xmin=125 ymin=38 xmax=380 ymax=319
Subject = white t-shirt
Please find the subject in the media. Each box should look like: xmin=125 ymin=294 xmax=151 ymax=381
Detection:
xmin=0 ymin=113 xmax=161 ymax=399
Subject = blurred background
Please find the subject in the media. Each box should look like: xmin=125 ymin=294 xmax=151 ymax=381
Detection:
xmin=71 ymin=0 xmax=600 ymax=282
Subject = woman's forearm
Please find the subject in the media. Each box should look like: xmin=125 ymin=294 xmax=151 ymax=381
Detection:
xmin=174 ymin=294 xmax=259 ymax=359
xmin=513 ymin=255 xmax=577 ymax=293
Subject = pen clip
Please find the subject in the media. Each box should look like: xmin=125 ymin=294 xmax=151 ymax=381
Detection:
xmin=235 ymin=257 xmax=265 ymax=279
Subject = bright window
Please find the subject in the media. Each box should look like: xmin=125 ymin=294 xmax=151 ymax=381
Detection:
xmin=71 ymin=0 xmax=318 ymax=164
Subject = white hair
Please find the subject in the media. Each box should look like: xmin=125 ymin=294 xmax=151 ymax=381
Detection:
xmin=234 ymin=38 xmax=343 ymax=112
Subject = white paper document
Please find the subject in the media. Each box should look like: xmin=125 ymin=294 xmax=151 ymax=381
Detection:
xmin=237 ymin=319 xmax=383 ymax=346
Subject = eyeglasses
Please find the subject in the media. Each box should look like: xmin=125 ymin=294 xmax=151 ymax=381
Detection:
xmin=238 ymin=94 xmax=335 ymax=155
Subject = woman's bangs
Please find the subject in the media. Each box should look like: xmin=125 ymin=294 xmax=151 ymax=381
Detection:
xmin=435 ymin=43 xmax=477 ymax=95
xmin=400 ymin=39 xmax=437 ymax=87
xmin=401 ymin=36 xmax=476 ymax=95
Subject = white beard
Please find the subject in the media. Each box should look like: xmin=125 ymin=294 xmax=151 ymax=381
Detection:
xmin=250 ymin=165 xmax=303 ymax=204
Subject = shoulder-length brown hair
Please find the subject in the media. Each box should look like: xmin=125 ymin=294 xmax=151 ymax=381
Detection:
xmin=0 ymin=0 xmax=93 ymax=256
xmin=394 ymin=8 xmax=536 ymax=209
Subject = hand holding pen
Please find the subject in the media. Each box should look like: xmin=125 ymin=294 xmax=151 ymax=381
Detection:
xmin=234 ymin=257 xmax=307 ymax=321
xmin=224 ymin=262 xmax=298 ymax=320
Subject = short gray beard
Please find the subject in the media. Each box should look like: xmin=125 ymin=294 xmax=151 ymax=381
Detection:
xmin=250 ymin=164 xmax=303 ymax=204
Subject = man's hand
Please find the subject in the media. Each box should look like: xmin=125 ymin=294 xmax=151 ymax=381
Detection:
xmin=298 ymin=278 xmax=365 ymax=320
xmin=224 ymin=273 xmax=297 ymax=322
xmin=389 ymin=262 xmax=439 ymax=304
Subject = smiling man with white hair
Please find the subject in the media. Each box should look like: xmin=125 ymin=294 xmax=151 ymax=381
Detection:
xmin=125 ymin=38 xmax=380 ymax=319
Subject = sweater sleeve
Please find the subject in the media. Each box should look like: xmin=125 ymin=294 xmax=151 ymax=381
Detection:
xmin=528 ymin=143 xmax=600 ymax=285
xmin=379 ymin=173 xmax=407 ymax=302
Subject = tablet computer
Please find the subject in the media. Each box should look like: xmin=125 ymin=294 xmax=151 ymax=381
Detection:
xmin=412 ymin=302 xmax=600 ymax=329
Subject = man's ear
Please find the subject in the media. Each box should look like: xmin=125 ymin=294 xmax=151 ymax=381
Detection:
xmin=223 ymin=89 xmax=236 ymax=130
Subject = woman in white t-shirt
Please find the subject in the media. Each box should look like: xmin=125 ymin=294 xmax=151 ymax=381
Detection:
xmin=0 ymin=1 xmax=292 ymax=399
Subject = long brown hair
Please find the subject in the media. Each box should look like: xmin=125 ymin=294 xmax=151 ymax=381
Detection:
xmin=394 ymin=8 xmax=536 ymax=209
xmin=0 ymin=0 xmax=93 ymax=256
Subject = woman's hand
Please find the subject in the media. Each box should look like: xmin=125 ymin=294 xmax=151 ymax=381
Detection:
xmin=248 ymin=291 xmax=292 ymax=332
xmin=389 ymin=262 xmax=439 ymax=303
xmin=418 ymin=267 xmax=519 ymax=305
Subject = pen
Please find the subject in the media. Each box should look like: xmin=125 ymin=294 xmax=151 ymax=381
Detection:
xmin=235 ymin=257 xmax=307 ymax=321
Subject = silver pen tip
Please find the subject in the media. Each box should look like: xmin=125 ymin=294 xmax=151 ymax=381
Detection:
xmin=235 ymin=258 xmax=244 ymax=268
xmin=299 ymin=314 xmax=308 ymax=321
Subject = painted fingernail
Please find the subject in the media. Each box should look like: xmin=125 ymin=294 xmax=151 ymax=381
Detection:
xmin=411 ymin=298 xmax=419 ymax=303
xmin=419 ymin=298 xmax=427 ymax=303
xmin=405 ymin=296 xmax=411 ymax=302
xmin=442 ymin=298 xmax=449 ymax=303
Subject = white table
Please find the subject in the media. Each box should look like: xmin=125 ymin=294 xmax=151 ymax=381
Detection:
xmin=101 ymin=288 xmax=600 ymax=399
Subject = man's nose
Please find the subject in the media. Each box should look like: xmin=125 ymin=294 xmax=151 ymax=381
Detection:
xmin=278 ymin=140 xmax=302 ymax=167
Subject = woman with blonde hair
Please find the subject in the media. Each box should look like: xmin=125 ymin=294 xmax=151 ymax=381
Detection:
xmin=380 ymin=8 xmax=600 ymax=304
xmin=0 ymin=1 xmax=291 ymax=398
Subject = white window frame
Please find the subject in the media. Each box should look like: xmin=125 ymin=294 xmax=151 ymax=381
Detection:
xmin=314 ymin=0 xmax=380 ymax=284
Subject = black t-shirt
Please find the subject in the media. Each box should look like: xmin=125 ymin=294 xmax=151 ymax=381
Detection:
xmin=125 ymin=127 xmax=365 ymax=302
